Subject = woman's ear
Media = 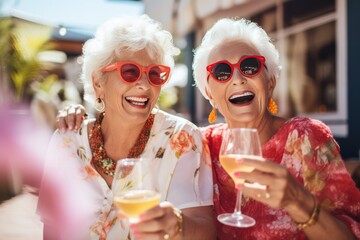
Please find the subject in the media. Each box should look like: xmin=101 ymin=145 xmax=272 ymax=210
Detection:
xmin=205 ymin=87 xmax=217 ymax=107
xmin=268 ymin=75 xmax=276 ymax=97
xmin=205 ymin=87 xmax=213 ymax=101
xmin=92 ymin=72 xmax=104 ymax=97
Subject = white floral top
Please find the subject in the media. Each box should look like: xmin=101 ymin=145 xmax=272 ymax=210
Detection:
xmin=37 ymin=110 xmax=213 ymax=240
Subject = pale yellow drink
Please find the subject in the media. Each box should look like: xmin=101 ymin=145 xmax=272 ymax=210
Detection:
xmin=114 ymin=189 xmax=160 ymax=223
xmin=219 ymin=154 xmax=262 ymax=184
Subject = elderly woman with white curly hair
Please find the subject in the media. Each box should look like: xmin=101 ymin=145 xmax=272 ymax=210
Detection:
xmin=193 ymin=18 xmax=360 ymax=239
xmin=37 ymin=15 xmax=216 ymax=240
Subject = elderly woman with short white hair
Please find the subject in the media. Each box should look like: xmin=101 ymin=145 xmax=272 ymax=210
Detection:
xmin=193 ymin=18 xmax=360 ymax=239
xmin=38 ymin=15 xmax=216 ymax=240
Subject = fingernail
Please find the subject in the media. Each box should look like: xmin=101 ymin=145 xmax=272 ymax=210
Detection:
xmin=69 ymin=126 xmax=73 ymax=130
xmin=236 ymin=184 xmax=243 ymax=189
xmin=234 ymin=172 xmax=240 ymax=177
xmin=130 ymin=225 xmax=136 ymax=231
xmin=61 ymin=128 xmax=65 ymax=133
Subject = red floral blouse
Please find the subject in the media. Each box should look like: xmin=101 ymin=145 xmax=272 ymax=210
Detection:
xmin=201 ymin=117 xmax=360 ymax=239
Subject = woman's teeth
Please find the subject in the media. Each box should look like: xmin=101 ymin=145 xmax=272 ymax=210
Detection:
xmin=125 ymin=97 xmax=148 ymax=106
xmin=229 ymin=92 xmax=255 ymax=104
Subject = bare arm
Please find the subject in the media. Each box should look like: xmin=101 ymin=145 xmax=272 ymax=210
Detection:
xmin=285 ymin=188 xmax=355 ymax=240
xmin=237 ymin=158 xmax=356 ymax=240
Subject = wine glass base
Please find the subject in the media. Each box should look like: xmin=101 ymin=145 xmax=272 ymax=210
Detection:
xmin=217 ymin=213 xmax=256 ymax=228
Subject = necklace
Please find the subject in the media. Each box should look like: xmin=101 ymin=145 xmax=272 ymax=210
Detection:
xmin=89 ymin=112 xmax=154 ymax=176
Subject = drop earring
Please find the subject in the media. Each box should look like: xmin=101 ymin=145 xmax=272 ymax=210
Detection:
xmin=267 ymin=98 xmax=278 ymax=115
xmin=208 ymin=106 xmax=217 ymax=124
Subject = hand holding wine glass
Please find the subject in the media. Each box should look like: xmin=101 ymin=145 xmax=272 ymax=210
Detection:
xmin=218 ymin=128 xmax=263 ymax=228
xmin=113 ymin=158 xmax=160 ymax=224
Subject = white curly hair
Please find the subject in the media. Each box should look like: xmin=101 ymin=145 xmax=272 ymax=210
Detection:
xmin=192 ymin=18 xmax=281 ymax=101
xmin=82 ymin=14 xmax=180 ymax=105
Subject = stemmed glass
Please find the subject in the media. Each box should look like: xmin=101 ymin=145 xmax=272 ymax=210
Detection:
xmin=113 ymin=158 xmax=160 ymax=224
xmin=218 ymin=128 xmax=263 ymax=227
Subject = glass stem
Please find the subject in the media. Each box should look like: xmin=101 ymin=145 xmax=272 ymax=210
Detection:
xmin=233 ymin=189 xmax=243 ymax=216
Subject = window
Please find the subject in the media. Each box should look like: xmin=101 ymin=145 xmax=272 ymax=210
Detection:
xmin=249 ymin=0 xmax=347 ymax=136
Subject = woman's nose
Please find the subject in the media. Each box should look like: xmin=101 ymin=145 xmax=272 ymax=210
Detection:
xmin=232 ymin=69 xmax=247 ymax=85
xmin=136 ymin=72 xmax=151 ymax=89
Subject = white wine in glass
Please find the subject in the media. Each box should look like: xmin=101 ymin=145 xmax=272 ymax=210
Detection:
xmin=113 ymin=158 xmax=160 ymax=224
xmin=218 ymin=128 xmax=263 ymax=228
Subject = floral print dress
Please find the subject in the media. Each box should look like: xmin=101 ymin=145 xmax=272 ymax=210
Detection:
xmin=202 ymin=117 xmax=360 ymax=240
xmin=37 ymin=110 xmax=213 ymax=240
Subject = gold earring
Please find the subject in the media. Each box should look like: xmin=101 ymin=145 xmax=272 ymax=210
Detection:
xmin=208 ymin=107 xmax=217 ymax=123
xmin=268 ymin=98 xmax=278 ymax=115
xmin=94 ymin=97 xmax=105 ymax=112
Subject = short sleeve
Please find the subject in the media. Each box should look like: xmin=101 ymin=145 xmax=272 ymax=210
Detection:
xmin=37 ymin=131 xmax=66 ymax=224
xmin=37 ymin=130 xmax=97 ymax=239
xmin=166 ymin=126 xmax=213 ymax=209
xmin=37 ymin=131 xmax=71 ymax=238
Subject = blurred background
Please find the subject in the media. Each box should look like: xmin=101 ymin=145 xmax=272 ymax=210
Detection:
xmin=1 ymin=0 xmax=360 ymax=239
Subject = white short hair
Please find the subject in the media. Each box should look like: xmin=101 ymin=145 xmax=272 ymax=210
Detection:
xmin=192 ymin=18 xmax=281 ymax=100
xmin=82 ymin=14 xmax=180 ymax=105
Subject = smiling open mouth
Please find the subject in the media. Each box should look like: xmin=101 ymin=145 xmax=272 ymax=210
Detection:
xmin=125 ymin=96 xmax=149 ymax=106
xmin=229 ymin=92 xmax=255 ymax=104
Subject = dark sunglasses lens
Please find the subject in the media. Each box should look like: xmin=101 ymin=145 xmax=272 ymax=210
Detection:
xmin=212 ymin=63 xmax=232 ymax=81
xmin=120 ymin=64 xmax=140 ymax=82
xmin=240 ymin=58 xmax=261 ymax=76
xmin=148 ymin=66 xmax=169 ymax=85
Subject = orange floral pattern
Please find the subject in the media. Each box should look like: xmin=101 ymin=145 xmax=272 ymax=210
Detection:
xmin=202 ymin=117 xmax=360 ymax=240
xmin=38 ymin=111 xmax=213 ymax=240
xmin=82 ymin=165 xmax=99 ymax=179
xmin=170 ymin=130 xmax=195 ymax=158
xmin=201 ymin=139 xmax=212 ymax=167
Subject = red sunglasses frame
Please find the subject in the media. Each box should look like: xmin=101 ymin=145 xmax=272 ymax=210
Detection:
xmin=206 ymin=55 xmax=266 ymax=82
xmin=101 ymin=61 xmax=171 ymax=86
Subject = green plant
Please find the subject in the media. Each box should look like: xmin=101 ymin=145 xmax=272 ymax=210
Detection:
xmin=0 ymin=17 xmax=54 ymax=103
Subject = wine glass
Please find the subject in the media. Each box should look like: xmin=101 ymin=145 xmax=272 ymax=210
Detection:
xmin=113 ymin=158 xmax=160 ymax=224
xmin=218 ymin=128 xmax=263 ymax=227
